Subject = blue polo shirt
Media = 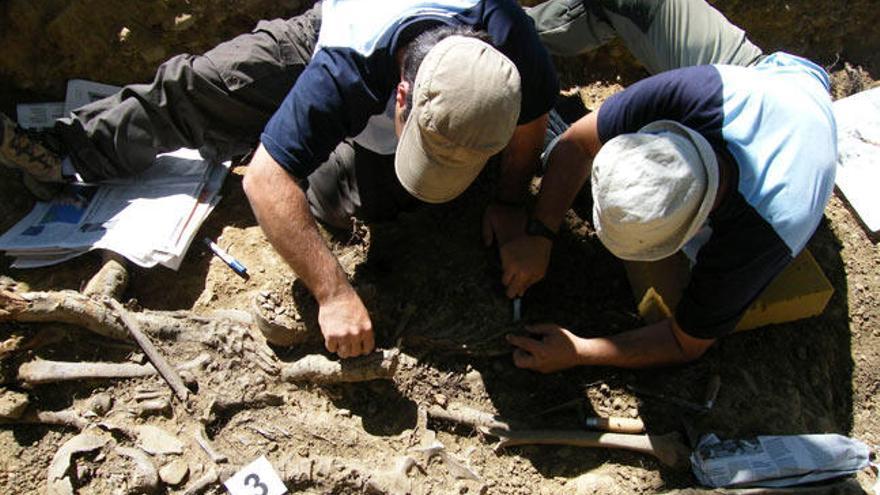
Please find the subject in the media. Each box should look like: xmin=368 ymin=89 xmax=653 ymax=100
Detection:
xmin=261 ymin=0 xmax=558 ymax=179
xmin=597 ymin=53 xmax=837 ymax=338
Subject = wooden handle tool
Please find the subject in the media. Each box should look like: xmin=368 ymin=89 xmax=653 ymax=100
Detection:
xmin=584 ymin=416 xmax=646 ymax=434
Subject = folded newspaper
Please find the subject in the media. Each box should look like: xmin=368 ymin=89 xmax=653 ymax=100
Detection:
xmin=691 ymin=433 xmax=873 ymax=488
xmin=0 ymin=148 xmax=229 ymax=270
xmin=833 ymin=86 xmax=880 ymax=235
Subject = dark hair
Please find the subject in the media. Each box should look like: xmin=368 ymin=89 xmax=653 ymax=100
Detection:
xmin=400 ymin=25 xmax=492 ymax=121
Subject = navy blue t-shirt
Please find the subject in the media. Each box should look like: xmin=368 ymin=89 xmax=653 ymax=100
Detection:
xmin=261 ymin=0 xmax=558 ymax=179
xmin=597 ymin=53 xmax=836 ymax=338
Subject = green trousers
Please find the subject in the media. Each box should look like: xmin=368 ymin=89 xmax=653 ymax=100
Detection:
xmin=527 ymin=0 xmax=764 ymax=73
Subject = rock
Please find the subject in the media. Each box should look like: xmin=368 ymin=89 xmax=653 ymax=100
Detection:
xmin=117 ymin=27 xmax=131 ymax=44
xmin=159 ymin=459 xmax=189 ymax=486
xmin=86 ymin=392 xmax=114 ymax=417
xmin=464 ymin=370 xmax=483 ymax=388
xmin=172 ymin=13 xmax=195 ymax=31
xmin=117 ymin=447 xmax=159 ymax=494
xmin=135 ymin=425 xmax=185 ymax=455
xmin=0 ymin=389 xmax=29 ymax=419
xmin=567 ymin=472 xmax=617 ymax=495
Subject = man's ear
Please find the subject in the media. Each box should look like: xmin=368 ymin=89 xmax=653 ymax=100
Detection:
xmin=396 ymin=81 xmax=410 ymax=109
xmin=394 ymin=81 xmax=411 ymax=136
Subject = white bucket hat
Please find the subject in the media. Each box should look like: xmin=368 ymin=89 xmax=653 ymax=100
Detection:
xmin=591 ymin=120 xmax=719 ymax=261
xmin=394 ymin=36 xmax=522 ymax=204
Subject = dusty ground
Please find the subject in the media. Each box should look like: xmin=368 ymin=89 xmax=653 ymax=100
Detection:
xmin=1 ymin=1 xmax=880 ymax=494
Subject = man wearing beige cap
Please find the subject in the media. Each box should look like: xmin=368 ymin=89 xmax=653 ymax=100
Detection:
xmin=1 ymin=1 xmax=557 ymax=359
xmin=503 ymin=1 xmax=838 ymax=371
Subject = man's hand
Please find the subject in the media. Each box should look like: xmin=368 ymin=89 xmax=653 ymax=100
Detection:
xmin=482 ymin=202 xmax=527 ymax=248
xmin=499 ymin=235 xmax=552 ymax=298
xmin=318 ymin=289 xmax=375 ymax=358
xmin=506 ymin=323 xmax=586 ymax=373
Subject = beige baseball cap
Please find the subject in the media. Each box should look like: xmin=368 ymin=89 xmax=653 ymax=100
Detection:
xmin=395 ymin=36 xmax=522 ymax=204
xmin=592 ymin=120 xmax=719 ymax=261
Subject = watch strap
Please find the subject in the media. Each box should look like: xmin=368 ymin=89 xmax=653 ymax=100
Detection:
xmin=526 ymin=217 xmax=557 ymax=241
xmin=492 ymin=197 xmax=524 ymax=208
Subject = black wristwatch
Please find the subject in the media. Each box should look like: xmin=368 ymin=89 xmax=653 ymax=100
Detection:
xmin=525 ymin=217 xmax=557 ymax=241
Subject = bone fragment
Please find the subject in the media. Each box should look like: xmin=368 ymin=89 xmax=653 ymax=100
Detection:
xmin=136 ymin=397 xmax=171 ymax=417
xmin=427 ymin=403 xmax=524 ymax=431
xmin=394 ymin=455 xmax=418 ymax=477
xmin=280 ymin=455 xmax=408 ymax=495
xmin=490 ymin=428 xmax=690 ymax=468
xmin=194 ymin=424 xmax=227 ymax=463
xmin=0 ymin=408 xmax=89 ymax=430
xmin=116 ymin=446 xmax=159 ymax=494
xmin=182 ymin=466 xmax=218 ymax=495
xmin=1 ymin=290 xmax=129 ymax=341
xmin=210 ymin=392 xmax=284 ymax=415
xmin=47 ymin=431 xmax=111 ymax=495
xmin=135 ymin=424 xmax=185 ymax=456
xmin=107 ymin=298 xmax=190 ymax=401
xmin=18 ymin=353 xmax=209 ymax=387
xmin=20 ymin=361 xmax=155 ymax=385
xmin=281 ymin=349 xmax=401 ymax=384
xmin=412 ymin=434 xmax=482 ymax=482
xmin=0 ymin=289 xmax=252 ymax=343
xmin=82 ymin=252 xmax=129 ymax=300
xmin=134 ymin=388 xmax=167 ymax=401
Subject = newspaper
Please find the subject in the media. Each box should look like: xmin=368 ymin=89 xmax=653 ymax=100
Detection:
xmin=833 ymin=87 xmax=880 ymax=235
xmin=17 ymin=79 xmax=121 ymax=130
xmin=63 ymin=79 xmax=122 ymax=115
xmin=0 ymin=148 xmax=228 ymax=270
xmin=691 ymin=433 xmax=871 ymax=488
xmin=16 ymin=103 xmax=65 ymax=130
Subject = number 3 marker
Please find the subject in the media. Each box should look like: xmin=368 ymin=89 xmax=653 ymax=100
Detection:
xmin=224 ymin=456 xmax=287 ymax=495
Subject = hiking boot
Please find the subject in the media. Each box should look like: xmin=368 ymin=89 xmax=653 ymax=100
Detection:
xmin=0 ymin=113 xmax=63 ymax=184
xmin=21 ymin=174 xmax=64 ymax=201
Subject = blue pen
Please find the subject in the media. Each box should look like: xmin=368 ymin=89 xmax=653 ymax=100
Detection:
xmin=203 ymin=237 xmax=248 ymax=277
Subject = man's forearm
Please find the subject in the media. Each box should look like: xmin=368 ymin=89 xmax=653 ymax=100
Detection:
xmin=533 ymin=111 xmax=600 ymax=231
xmin=532 ymin=135 xmax=591 ymax=231
xmin=243 ymin=145 xmax=353 ymax=303
xmin=576 ymin=319 xmax=713 ymax=369
xmin=496 ymin=114 xmax=548 ymax=203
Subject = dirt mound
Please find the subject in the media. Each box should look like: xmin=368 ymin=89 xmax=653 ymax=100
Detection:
xmin=2 ymin=0 xmax=879 ymax=103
